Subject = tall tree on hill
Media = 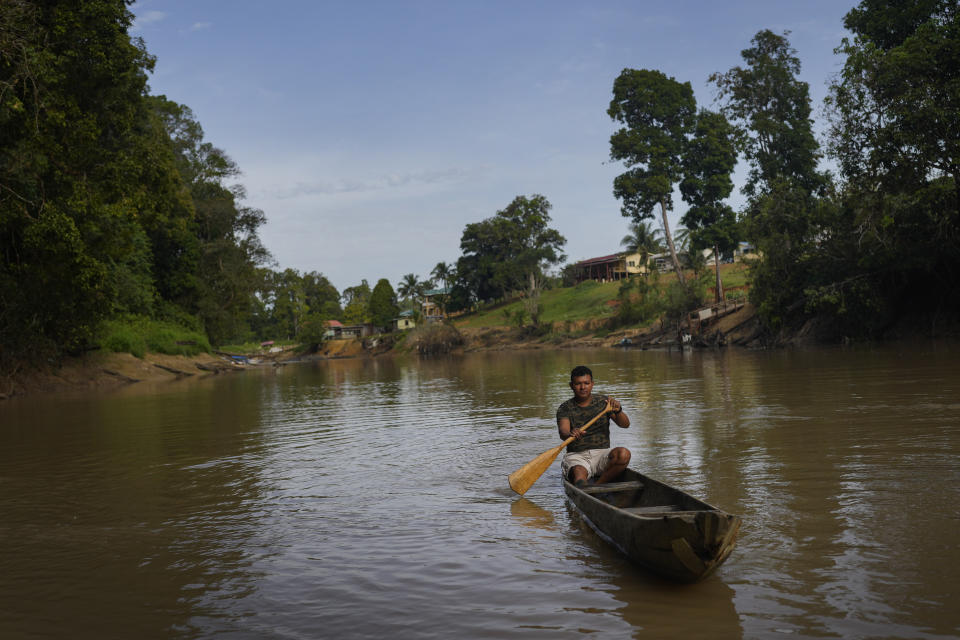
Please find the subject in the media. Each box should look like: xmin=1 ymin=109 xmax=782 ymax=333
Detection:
xmin=430 ymin=262 xmax=453 ymax=316
xmin=710 ymin=30 xmax=824 ymax=200
xmin=342 ymin=280 xmax=372 ymax=324
xmin=398 ymin=273 xmax=423 ymax=311
xmin=431 ymin=262 xmax=452 ymax=290
xmin=368 ymin=279 xmax=399 ymax=330
xmin=680 ymin=110 xmax=740 ymax=302
xmin=302 ymin=271 xmax=342 ymax=320
xmin=608 ymin=68 xmax=695 ymax=285
xmin=456 ymin=194 xmax=566 ymax=305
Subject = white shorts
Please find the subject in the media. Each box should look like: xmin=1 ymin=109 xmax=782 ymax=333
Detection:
xmin=561 ymin=448 xmax=612 ymax=480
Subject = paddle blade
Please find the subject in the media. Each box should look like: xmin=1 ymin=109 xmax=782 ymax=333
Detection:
xmin=508 ymin=443 xmax=566 ymax=495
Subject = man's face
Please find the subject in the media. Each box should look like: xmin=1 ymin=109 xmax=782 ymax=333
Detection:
xmin=570 ymin=374 xmax=593 ymax=402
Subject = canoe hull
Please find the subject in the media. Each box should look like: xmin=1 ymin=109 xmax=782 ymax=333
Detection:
xmin=563 ymin=468 xmax=741 ymax=583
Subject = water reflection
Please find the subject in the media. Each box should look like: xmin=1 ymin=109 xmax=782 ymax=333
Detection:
xmin=2 ymin=345 xmax=958 ymax=638
xmin=0 ymin=385 xmax=269 ymax=637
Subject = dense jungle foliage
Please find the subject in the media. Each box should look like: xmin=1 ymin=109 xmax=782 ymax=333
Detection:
xmin=0 ymin=1 xmax=342 ymax=370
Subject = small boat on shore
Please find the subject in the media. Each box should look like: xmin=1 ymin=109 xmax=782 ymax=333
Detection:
xmin=563 ymin=468 xmax=741 ymax=583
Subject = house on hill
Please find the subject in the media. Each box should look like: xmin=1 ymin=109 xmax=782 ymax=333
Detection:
xmin=572 ymin=252 xmax=648 ymax=283
xmin=422 ymin=287 xmax=449 ymax=322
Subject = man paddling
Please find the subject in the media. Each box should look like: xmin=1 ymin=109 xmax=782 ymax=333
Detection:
xmin=556 ymin=365 xmax=631 ymax=487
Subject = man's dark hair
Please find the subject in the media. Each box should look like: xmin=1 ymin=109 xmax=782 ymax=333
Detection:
xmin=570 ymin=365 xmax=593 ymax=381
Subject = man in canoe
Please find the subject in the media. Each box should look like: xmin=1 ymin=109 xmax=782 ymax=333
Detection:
xmin=557 ymin=365 xmax=631 ymax=487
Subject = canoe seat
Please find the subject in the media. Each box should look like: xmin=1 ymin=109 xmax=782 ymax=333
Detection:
xmin=622 ymin=505 xmax=685 ymax=514
xmin=580 ymin=480 xmax=645 ymax=494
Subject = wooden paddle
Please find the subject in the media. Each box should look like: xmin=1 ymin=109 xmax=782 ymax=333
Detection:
xmin=508 ymin=401 xmax=614 ymax=496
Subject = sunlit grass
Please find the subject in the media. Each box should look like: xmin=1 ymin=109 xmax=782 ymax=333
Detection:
xmin=454 ymin=263 xmax=751 ymax=329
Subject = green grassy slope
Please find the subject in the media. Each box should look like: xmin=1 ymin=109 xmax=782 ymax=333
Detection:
xmin=454 ymin=263 xmax=751 ymax=329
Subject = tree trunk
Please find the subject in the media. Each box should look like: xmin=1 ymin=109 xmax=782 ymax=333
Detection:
xmin=660 ymin=199 xmax=685 ymax=285
xmin=526 ymin=271 xmax=542 ymax=326
xmin=714 ymin=243 xmax=724 ymax=303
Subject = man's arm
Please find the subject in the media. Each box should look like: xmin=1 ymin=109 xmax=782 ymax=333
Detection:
xmin=557 ymin=416 xmax=585 ymax=440
xmin=607 ymin=396 xmax=631 ymax=428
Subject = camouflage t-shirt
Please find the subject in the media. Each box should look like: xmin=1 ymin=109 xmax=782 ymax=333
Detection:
xmin=556 ymin=395 xmax=610 ymax=454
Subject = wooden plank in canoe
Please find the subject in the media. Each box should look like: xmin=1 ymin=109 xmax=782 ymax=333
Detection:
xmin=579 ymin=481 xmax=645 ymax=494
xmin=622 ymin=505 xmax=685 ymax=514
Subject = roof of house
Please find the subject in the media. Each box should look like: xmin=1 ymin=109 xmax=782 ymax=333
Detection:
xmin=423 ymin=287 xmax=450 ymax=296
xmin=398 ymin=309 xmax=414 ymax=317
xmin=574 ymin=253 xmax=622 ymax=267
xmin=326 ymin=320 xmax=344 ymax=328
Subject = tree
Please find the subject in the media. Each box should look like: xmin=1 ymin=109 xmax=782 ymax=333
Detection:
xmin=619 ymin=220 xmax=664 ymax=268
xmin=341 ymin=280 xmax=372 ymax=324
xmin=302 ymin=271 xmax=342 ymax=319
xmin=367 ymin=279 xmax=399 ymax=330
xmin=431 ymin=262 xmax=452 ymax=289
xmin=829 ymin=1 xmax=958 ymax=212
xmin=429 ymin=262 xmax=452 ymax=316
xmin=397 ymin=273 xmax=423 ymax=309
xmin=816 ymin=0 xmax=960 ymax=331
xmin=710 ymin=30 xmax=828 ymax=326
xmin=0 ymin=0 xmax=185 ymax=362
xmin=709 ymin=30 xmax=824 ymax=199
xmin=270 ymin=269 xmax=307 ymax=339
xmin=456 ymin=194 xmax=566 ymax=304
xmin=680 ymin=110 xmax=740 ymax=302
xmin=608 ymin=68 xmax=695 ymax=284
xmin=152 ymin=96 xmax=272 ymax=345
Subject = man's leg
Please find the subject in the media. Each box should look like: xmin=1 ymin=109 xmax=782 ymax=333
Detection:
xmin=595 ymin=447 xmax=631 ymax=484
xmin=568 ymin=465 xmax=590 ymax=487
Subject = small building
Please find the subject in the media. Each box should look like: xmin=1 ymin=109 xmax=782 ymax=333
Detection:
xmin=323 ymin=320 xmax=344 ymax=339
xmin=341 ymin=323 xmax=377 ymax=338
xmin=396 ymin=309 xmax=416 ymax=331
xmin=649 ymin=253 xmax=673 ymax=273
xmin=733 ymin=242 xmax=759 ymax=262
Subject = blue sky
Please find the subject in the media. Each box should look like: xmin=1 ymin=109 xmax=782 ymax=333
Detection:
xmin=131 ymin=1 xmax=854 ymax=294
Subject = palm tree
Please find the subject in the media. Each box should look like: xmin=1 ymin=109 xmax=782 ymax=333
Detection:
xmin=431 ymin=261 xmax=452 ymax=291
xmin=398 ymin=273 xmax=420 ymax=309
xmin=672 ymin=225 xmax=691 ymax=252
xmin=620 ymin=220 xmax=664 ymax=268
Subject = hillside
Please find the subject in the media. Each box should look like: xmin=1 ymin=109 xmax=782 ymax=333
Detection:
xmin=454 ymin=263 xmax=751 ymax=330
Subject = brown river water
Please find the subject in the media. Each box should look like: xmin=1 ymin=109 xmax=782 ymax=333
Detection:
xmin=1 ymin=345 xmax=958 ymax=639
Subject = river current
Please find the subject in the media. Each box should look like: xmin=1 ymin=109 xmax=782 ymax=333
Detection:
xmin=1 ymin=345 xmax=958 ymax=638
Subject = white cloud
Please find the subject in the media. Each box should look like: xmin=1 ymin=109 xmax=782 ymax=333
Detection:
xmin=131 ymin=10 xmax=166 ymax=31
xmin=190 ymin=22 xmax=212 ymax=32
xmin=261 ymin=166 xmax=478 ymax=200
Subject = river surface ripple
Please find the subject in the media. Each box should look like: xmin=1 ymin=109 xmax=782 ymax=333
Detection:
xmin=1 ymin=345 xmax=958 ymax=639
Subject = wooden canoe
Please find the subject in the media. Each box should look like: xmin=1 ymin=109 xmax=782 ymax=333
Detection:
xmin=563 ymin=467 xmax=741 ymax=583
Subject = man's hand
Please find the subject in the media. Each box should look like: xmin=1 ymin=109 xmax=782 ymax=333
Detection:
xmin=606 ymin=396 xmax=622 ymax=413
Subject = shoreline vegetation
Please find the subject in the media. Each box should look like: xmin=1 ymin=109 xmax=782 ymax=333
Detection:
xmin=5 ymin=262 xmax=956 ymax=401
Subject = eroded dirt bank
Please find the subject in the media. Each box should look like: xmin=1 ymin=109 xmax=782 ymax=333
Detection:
xmin=0 ymin=352 xmax=246 ymax=400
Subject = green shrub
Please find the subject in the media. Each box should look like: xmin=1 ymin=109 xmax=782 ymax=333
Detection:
xmin=98 ymin=316 xmax=210 ymax=357
xmin=100 ymin=321 xmax=147 ymax=358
